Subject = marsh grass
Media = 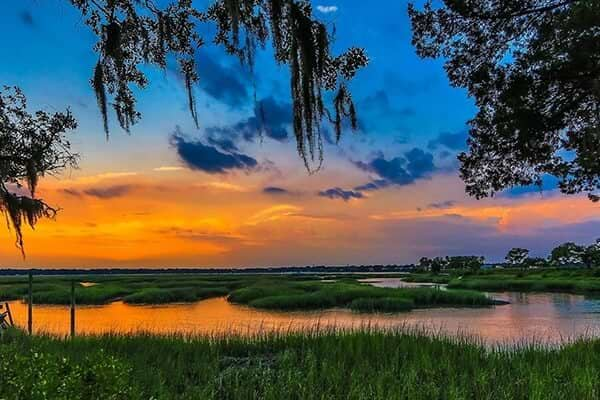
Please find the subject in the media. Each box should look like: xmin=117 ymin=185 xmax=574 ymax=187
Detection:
xmin=1 ymin=328 xmax=600 ymax=399
xmin=418 ymin=268 xmax=600 ymax=295
xmin=227 ymin=280 xmax=495 ymax=311
xmin=0 ymin=274 xmax=496 ymax=312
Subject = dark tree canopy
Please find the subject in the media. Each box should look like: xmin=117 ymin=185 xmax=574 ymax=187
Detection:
xmin=409 ymin=0 xmax=600 ymax=201
xmin=71 ymin=0 xmax=368 ymax=170
xmin=0 ymin=87 xmax=78 ymax=254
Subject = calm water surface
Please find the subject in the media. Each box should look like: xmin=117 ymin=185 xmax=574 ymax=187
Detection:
xmin=7 ymin=278 xmax=600 ymax=345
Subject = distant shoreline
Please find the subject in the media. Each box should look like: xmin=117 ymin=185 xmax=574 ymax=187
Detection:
xmin=0 ymin=265 xmax=416 ymax=276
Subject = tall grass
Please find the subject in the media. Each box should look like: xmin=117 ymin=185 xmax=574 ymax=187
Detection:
xmin=406 ymin=268 xmax=600 ymax=295
xmin=228 ymin=280 xmax=497 ymax=311
xmin=1 ymin=328 xmax=600 ymax=399
xmin=0 ymin=274 xmax=497 ymax=312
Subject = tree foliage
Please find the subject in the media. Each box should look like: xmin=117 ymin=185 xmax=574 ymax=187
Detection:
xmin=0 ymin=87 xmax=78 ymax=254
xmin=418 ymin=255 xmax=483 ymax=272
xmin=550 ymin=242 xmax=585 ymax=266
xmin=409 ymin=0 xmax=600 ymax=200
xmin=505 ymin=248 xmax=529 ymax=266
xmin=582 ymin=239 xmax=600 ymax=268
xmin=70 ymin=0 xmax=368 ymax=170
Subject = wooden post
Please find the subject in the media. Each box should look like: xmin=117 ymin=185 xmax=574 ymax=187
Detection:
xmin=28 ymin=272 xmax=32 ymax=335
xmin=5 ymin=302 xmax=14 ymax=326
xmin=70 ymin=280 xmax=76 ymax=337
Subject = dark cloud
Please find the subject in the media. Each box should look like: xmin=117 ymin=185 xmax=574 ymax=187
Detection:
xmin=205 ymin=97 xmax=292 ymax=147
xmin=354 ymin=147 xmax=436 ymax=191
xmin=405 ymin=148 xmax=436 ymax=178
xmin=170 ymin=127 xmax=258 ymax=174
xmin=354 ymin=179 xmax=390 ymax=192
xmin=195 ymin=52 xmax=249 ymax=107
xmin=19 ymin=10 xmax=34 ymax=26
xmin=428 ymin=130 xmax=468 ymax=150
xmin=318 ymin=187 xmax=364 ymax=201
xmin=423 ymin=200 xmax=457 ymax=210
xmin=61 ymin=185 xmax=135 ymax=200
xmin=263 ymin=187 xmax=290 ymax=195
xmin=60 ymin=188 xmax=82 ymax=198
xmin=83 ymin=185 xmax=135 ymax=199
xmin=206 ymin=132 xmax=239 ymax=153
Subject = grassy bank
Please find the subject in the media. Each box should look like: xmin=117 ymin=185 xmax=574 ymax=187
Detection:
xmin=0 ymin=274 xmax=497 ymax=312
xmin=1 ymin=329 xmax=600 ymax=399
xmin=227 ymin=279 xmax=497 ymax=311
xmin=406 ymin=268 xmax=600 ymax=295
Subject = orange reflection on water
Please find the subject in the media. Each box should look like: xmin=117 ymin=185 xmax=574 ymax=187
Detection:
xmin=7 ymin=289 xmax=600 ymax=346
xmin=7 ymin=297 xmax=393 ymax=337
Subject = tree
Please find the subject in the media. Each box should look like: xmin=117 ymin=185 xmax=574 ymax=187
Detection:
xmin=582 ymin=239 xmax=600 ymax=268
xmin=0 ymin=87 xmax=78 ymax=254
xmin=418 ymin=256 xmax=432 ymax=272
xmin=550 ymin=242 xmax=585 ymax=266
xmin=67 ymin=0 xmax=368 ymax=169
xmin=409 ymin=1 xmax=600 ymax=201
xmin=505 ymin=248 xmax=529 ymax=266
xmin=523 ymin=257 xmax=549 ymax=269
xmin=430 ymin=256 xmax=448 ymax=274
xmin=445 ymin=256 xmax=484 ymax=271
xmin=464 ymin=256 xmax=485 ymax=272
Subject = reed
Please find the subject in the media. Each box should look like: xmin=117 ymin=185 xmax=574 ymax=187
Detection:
xmin=1 ymin=328 xmax=599 ymax=399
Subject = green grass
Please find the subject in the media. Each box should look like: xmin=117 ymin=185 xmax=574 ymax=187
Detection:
xmin=405 ymin=268 xmax=600 ymax=295
xmin=228 ymin=280 xmax=497 ymax=311
xmin=2 ymin=328 xmax=600 ymax=399
xmin=0 ymin=274 xmax=497 ymax=313
xmin=123 ymin=287 xmax=229 ymax=304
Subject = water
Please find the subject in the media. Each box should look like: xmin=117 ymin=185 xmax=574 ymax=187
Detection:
xmin=358 ymin=277 xmax=447 ymax=290
xmin=6 ymin=278 xmax=600 ymax=345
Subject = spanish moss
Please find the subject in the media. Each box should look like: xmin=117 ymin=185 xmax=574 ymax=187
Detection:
xmin=93 ymin=60 xmax=109 ymax=137
xmin=0 ymin=87 xmax=78 ymax=255
xmin=70 ymin=0 xmax=367 ymax=170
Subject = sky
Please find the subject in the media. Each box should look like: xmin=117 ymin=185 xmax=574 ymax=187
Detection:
xmin=0 ymin=0 xmax=598 ymax=268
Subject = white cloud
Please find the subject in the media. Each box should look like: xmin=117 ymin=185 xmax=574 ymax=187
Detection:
xmin=316 ymin=5 xmax=338 ymax=13
xmin=194 ymin=182 xmax=248 ymax=192
xmin=153 ymin=166 xmax=184 ymax=172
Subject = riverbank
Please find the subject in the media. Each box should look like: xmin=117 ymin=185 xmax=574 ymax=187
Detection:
xmin=0 ymin=274 xmax=496 ymax=312
xmin=1 ymin=328 xmax=599 ymax=399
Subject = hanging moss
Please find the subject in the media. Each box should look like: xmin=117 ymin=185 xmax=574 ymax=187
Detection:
xmin=73 ymin=0 xmax=367 ymax=168
xmin=93 ymin=60 xmax=109 ymax=137
xmin=0 ymin=86 xmax=78 ymax=255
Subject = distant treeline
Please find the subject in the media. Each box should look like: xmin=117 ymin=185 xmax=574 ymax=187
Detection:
xmin=0 ymin=265 xmax=414 ymax=276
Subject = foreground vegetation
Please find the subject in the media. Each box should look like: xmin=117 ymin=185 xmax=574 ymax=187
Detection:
xmin=2 ymin=328 xmax=600 ymax=399
xmin=405 ymin=268 xmax=600 ymax=295
xmin=0 ymin=274 xmax=496 ymax=313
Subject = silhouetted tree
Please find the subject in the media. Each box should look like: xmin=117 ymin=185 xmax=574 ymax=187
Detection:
xmin=68 ymin=0 xmax=368 ymax=170
xmin=446 ymin=255 xmax=484 ymax=271
xmin=505 ymin=248 xmax=529 ymax=267
xmin=550 ymin=242 xmax=585 ymax=266
xmin=418 ymin=256 xmax=432 ymax=272
xmin=430 ymin=256 xmax=448 ymax=274
xmin=0 ymin=87 xmax=78 ymax=254
xmin=582 ymin=239 xmax=600 ymax=268
xmin=409 ymin=1 xmax=600 ymax=201
xmin=523 ymin=257 xmax=549 ymax=269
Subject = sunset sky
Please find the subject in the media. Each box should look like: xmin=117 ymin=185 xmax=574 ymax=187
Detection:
xmin=0 ymin=0 xmax=598 ymax=268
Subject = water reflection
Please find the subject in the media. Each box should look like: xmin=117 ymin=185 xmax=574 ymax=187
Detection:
xmin=6 ymin=279 xmax=600 ymax=345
